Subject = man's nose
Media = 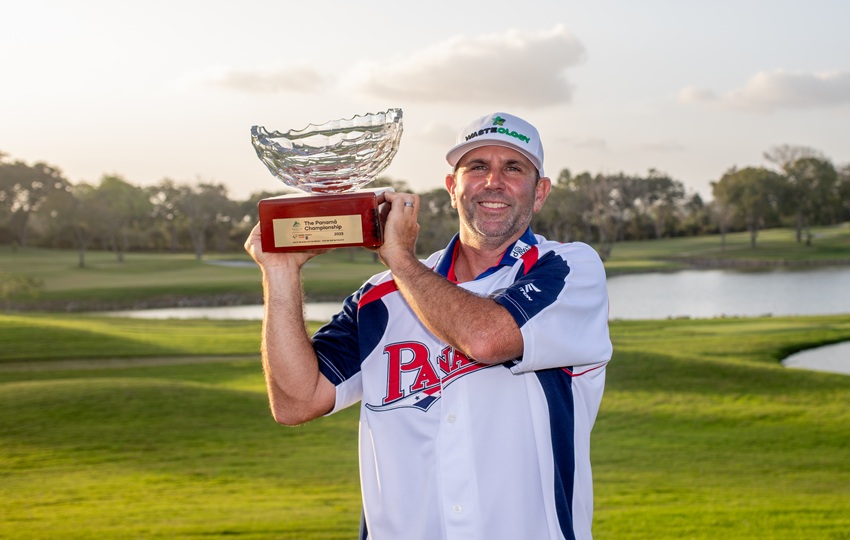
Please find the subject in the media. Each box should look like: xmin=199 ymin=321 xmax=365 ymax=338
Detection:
xmin=484 ymin=170 xmax=505 ymax=189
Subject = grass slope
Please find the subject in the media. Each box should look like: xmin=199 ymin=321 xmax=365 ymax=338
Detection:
xmin=1 ymin=315 xmax=849 ymax=538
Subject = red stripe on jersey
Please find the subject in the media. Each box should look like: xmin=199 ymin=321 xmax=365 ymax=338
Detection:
xmin=562 ymin=362 xmax=608 ymax=377
xmin=358 ymin=279 xmax=399 ymax=308
xmin=446 ymin=241 xmax=461 ymax=283
xmin=521 ymin=245 xmax=539 ymax=275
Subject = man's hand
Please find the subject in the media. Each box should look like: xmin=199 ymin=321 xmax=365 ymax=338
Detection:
xmin=242 ymin=222 xmax=336 ymax=426
xmin=244 ymin=223 xmax=328 ymax=272
xmin=376 ymin=191 xmax=421 ymax=270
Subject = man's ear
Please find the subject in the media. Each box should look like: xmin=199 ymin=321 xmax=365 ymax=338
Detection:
xmin=445 ymin=173 xmax=458 ymax=208
xmin=533 ymin=176 xmax=552 ymax=213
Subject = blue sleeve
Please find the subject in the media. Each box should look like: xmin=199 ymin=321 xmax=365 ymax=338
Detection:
xmin=312 ymin=291 xmax=362 ymax=386
xmin=492 ymin=250 xmax=570 ymax=327
xmin=496 ymin=243 xmax=612 ymax=371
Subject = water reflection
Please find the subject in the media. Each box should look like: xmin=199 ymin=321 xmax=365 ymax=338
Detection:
xmin=606 ymin=266 xmax=850 ymax=320
xmin=782 ymin=342 xmax=850 ymax=376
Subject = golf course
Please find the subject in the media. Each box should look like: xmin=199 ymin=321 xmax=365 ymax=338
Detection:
xmin=2 ymin=226 xmax=849 ymax=539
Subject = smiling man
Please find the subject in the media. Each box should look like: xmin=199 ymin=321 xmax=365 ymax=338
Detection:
xmin=245 ymin=112 xmax=612 ymax=540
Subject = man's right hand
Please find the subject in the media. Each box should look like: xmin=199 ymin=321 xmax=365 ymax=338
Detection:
xmin=244 ymin=222 xmax=328 ymax=272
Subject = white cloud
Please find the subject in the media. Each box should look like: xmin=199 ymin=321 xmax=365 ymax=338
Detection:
xmin=677 ymin=86 xmax=718 ymax=104
xmin=351 ymin=25 xmax=586 ymax=108
xmin=680 ymin=69 xmax=850 ymax=112
xmin=189 ymin=65 xmax=327 ymax=94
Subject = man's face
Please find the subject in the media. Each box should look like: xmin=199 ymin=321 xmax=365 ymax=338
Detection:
xmin=446 ymin=145 xmax=551 ymax=248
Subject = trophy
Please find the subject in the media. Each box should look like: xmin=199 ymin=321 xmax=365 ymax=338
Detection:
xmin=251 ymin=108 xmax=403 ymax=252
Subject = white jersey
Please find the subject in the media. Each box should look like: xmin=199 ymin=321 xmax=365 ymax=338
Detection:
xmin=313 ymin=228 xmax=612 ymax=540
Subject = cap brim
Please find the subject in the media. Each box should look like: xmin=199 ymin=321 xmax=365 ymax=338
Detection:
xmin=446 ymin=140 xmax=544 ymax=177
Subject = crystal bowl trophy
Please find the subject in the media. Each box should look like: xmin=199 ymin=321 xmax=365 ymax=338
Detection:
xmin=251 ymin=108 xmax=403 ymax=252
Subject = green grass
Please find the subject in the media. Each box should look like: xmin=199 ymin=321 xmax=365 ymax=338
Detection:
xmin=2 ymin=315 xmax=850 ymax=538
xmin=2 ymin=224 xmax=849 ymax=309
xmin=0 ymin=246 xmax=385 ymax=309
xmin=0 ymin=313 xmax=262 ymax=362
xmin=604 ymin=223 xmax=850 ymax=274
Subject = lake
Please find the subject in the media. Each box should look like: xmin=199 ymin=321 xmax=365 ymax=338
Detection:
xmin=606 ymin=266 xmax=850 ymax=320
xmin=105 ymin=266 xmax=850 ymax=376
xmin=107 ymin=266 xmax=850 ymax=322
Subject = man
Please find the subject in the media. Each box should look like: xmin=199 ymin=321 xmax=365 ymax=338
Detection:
xmin=244 ymin=112 xmax=612 ymax=540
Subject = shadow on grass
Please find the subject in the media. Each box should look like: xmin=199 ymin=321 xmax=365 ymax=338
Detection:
xmin=0 ymin=378 xmax=360 ymax=483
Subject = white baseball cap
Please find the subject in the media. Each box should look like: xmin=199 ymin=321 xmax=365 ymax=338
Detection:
xmin=446 ymin=112 xmax=545 ymax=177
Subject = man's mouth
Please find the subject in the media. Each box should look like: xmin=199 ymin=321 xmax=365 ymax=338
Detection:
xmin=479 ymin=201 xmax=509 ymax=209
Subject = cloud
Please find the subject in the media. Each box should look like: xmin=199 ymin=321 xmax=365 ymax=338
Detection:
xmin=679 ymin=69 xmax=850 ymax=112
xmin=196 ymin=65 xmax=327 ymax=94
xmin=677 ymin=86 xmax=718 ymax=104
xmin=351 ymin=25 xmax=586 ymax=108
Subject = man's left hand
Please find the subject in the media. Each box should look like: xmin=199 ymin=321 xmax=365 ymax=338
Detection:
xmin=376 ymin=191 xmax=420 ymax=268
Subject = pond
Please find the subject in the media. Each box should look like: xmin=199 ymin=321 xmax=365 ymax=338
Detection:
xmin=605 ymin=266 xmax=850 ymax=320
xmin=104 ymin=266 xmax=850 ymax=376
xmin=107 ymin=266 xmax=850 ymax=322
xmin=782 ymin=342 xmax=850 ymax=376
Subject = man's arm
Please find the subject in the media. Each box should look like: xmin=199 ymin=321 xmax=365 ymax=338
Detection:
xmin=377 ymin=192 xmax=523 ymax=364
xmin=245 ymin=224 xmax=336 ymax=425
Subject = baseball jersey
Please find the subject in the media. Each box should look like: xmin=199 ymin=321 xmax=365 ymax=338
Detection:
xmin=313 ymin=227 xmax=612 ymax=540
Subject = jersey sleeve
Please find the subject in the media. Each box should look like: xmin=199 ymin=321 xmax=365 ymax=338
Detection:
xmin=493 ymin=242 xmax=612 ymax=373
xmin=312 ymin=291 xmax=365 ymax=413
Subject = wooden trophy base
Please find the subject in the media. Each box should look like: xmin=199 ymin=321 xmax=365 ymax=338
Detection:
xmin=258 ymin=187 xmax=390 ymax=252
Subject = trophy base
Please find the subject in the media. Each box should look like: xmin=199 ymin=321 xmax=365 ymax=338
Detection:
xmin=258 ymin=187 xmax=390 ymax=252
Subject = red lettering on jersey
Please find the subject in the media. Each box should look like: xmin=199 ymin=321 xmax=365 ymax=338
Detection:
xmin=382 ymin=342 xmax=440 ymax=404
xmin=438 ymin=346 xmax=474 ymax=374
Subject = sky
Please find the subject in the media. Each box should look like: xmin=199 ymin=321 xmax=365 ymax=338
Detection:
xmin=2 ymin=0 xmax=849 ymax=202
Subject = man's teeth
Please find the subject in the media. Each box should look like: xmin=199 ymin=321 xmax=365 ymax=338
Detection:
xmin=480 ymin=202 xmax=508 ymax=208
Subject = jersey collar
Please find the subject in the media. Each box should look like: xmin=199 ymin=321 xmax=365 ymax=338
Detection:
xmin=434 ymin=227 xmax=538 ymax=283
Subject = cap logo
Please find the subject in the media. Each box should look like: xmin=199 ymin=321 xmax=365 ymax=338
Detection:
xmin=463 ymin=118 xmax=532 ymax=145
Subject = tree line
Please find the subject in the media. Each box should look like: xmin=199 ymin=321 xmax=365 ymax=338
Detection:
xmin=1 ymin=146 xmax=849 ymax=267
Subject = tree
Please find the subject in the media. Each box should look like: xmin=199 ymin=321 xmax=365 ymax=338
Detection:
xmin=709 ymin=198 xmax=735 ymax=250
xmin=416 ymin=187 xmax=458 ymax=256
xmin=41 ymin=182 xmax=100 ymax=267
xmin=678 ymin=192 xmax=713 ymax=237
xmin=782 ymin=157 xmax=838 ymax=245
xmin=94 ymin=175 xmax=153 ymax=261
xmin=0 ymin=155 xmax=70 ymax=247
xmin=712 ymin=166 xmax=784 ymax=249
xmin=763 ymin=145 xmax=839 ymax=244
xmin=147 ymin=179 xmax=185 ymax=252
xmin=838 ymin=164 xmax=850 ymax=233
xmin=532 ymin=169 xmax=585 ymax=243
xmin=639 ymin=170 xmax=687 ymax=239
xmin=174 ymin=182 xmax=234 ymax=260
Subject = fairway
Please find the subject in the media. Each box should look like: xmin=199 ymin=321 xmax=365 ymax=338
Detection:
xmin=2 ymin=314 xmax=849 ymax=538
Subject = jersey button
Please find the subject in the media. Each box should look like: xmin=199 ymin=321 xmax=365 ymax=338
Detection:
xmin=452 ymin=504 xmax=463 ymax=514
xmin=446 ymin=413 xmax=456 ymax=424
